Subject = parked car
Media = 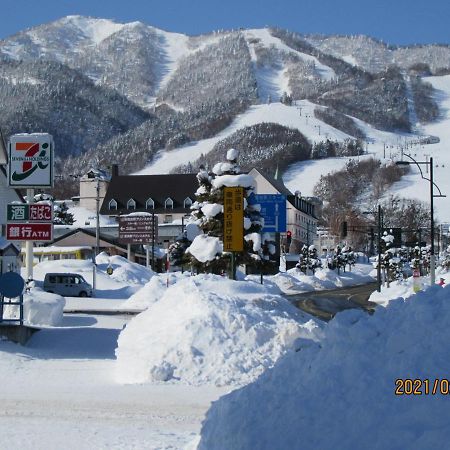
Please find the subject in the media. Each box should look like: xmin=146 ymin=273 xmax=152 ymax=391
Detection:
xmin=43 ymin=273 xmax=92 ymax=297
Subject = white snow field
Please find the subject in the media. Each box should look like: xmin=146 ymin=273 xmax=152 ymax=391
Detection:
xmin=3 ymin=247 xmax=446 ymax=449
xmin=0 ymin=314 xmax=227 ymax=450
xmin=198 ymin=282 xmax=450 ymax=450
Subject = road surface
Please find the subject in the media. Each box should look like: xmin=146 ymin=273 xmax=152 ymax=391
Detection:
xmin=287 ymin=282 xmax=379 ymax=321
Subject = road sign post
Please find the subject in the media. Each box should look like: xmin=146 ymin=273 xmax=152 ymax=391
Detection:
xmin=254 ymin=194 xmax=287 ymax=233
xmin=118 ymin=214 xmax=158 ymax=264
xmin=7 ymin=133 xmax=54 ymax=281
xmin=118 ymin=214 xmax=158 ymax=244
xmin=223 ymin=187 xmax=244 ymax=280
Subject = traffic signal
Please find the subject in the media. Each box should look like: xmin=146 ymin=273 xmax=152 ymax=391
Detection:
xmin=341 ymin=221 xmax=348 ymax=238
xmin=286 ymin=230 xmax=292 ymax=245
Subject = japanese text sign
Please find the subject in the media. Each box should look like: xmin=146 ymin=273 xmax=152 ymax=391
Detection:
xmin=7 ymin=204 xmax=53 ymax=222
xmin=118 ymin=215 xmax=158 ymax=244
xmin=223 ymin=187 xmax=244 ymax=252
xmin=6 ymin=223 xmax=53 ymax=241
xmin=254 ymin=194 xmax=286 ymax=232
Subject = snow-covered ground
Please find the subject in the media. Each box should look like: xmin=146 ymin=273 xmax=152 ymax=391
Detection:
xmin=198 ymin=280 xmax=450 ymax=450
xmin=0 ymin=314 xmax=227 ymax=449
xmin=3 ymin=253 xmax=449 ymax=448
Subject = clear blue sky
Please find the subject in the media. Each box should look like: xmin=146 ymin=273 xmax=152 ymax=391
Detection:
xmin=1 ymin=0 xmax=449 ymax=45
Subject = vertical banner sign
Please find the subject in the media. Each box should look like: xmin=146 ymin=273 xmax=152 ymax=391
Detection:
xmin=223 ymin=187 xmax=244 ymax=252
xmin=8 ymin=133 xmax=54 ymax=188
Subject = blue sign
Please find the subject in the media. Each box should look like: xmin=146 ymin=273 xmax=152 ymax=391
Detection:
xmin=0 ymin=272 xmax=25 ymax=298
xmin=255 ymin=194 xmax=286 ymax=232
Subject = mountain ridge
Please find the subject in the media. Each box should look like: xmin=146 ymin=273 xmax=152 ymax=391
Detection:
xmin=0 ymin=16 xmax=448 ymax=210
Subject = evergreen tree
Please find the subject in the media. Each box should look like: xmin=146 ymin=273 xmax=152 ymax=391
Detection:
xmin=168 ymin=232 xmax=191 ymax=268
xmin=296 ymin=244 xmax=322 ymax=275
xmin=341 ymin=244 xmax=356 ymax=271
xmin=187 ymin=149 xmax=274 ymax=275
xmin=53 ymin=201 xmax=75 ymax=225
xmin=441 ymin=245 xmax=450 ymax=271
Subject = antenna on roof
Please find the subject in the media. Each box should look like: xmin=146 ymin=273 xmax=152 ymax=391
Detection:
xmin=274 ymin=163 xmax=279 ymax=180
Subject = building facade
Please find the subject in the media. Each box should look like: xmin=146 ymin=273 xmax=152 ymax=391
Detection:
xmin=249 ymin=168 xmax=319 ymax=253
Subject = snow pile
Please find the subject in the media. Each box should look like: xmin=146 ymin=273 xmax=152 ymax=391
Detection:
xmin=97 ymin=254 xmax=154 ymax=285
xmin=124 ymin=271 xmax=191 ymax=310
xmin=198 ymin=284 xmax=450 ymax=450
xmin=116 ymin=275 xmax=321 ymax=386
xmin=186 ymin=234 xmax=223 ymax=263
xmin=369 ymin=278 xmax=418 ymax=307
xmin=24 ymin=288 xmax=65 ymax=326
xmin=3 ymin=288 xmax=65 ymax=326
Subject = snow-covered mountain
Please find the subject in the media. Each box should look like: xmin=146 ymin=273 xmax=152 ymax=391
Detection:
xmin=1 ymin=16 xmax=450 ymax=219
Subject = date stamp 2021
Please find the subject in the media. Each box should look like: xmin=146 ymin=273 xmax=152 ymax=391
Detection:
xmin=395 ymin=378 xmax=450 ymax=396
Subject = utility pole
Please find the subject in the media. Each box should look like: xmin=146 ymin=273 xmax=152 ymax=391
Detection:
xmin=377 ymin=205 xmax=383 ymax=292
xmin=25 ymin=188 xmax=34 ymax=281
xmin=92 ymin=176 xmax=100 ymax=295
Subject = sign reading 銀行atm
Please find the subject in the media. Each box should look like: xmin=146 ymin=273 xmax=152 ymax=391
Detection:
xmin=8 ymin=133 xmax=54 ymax=188
xmin=223 ymin=187 xmax=244 ymax=252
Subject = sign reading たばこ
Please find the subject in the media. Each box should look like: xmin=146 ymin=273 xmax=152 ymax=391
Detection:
xmin=8 ymin=133 xmax=54 ymax=188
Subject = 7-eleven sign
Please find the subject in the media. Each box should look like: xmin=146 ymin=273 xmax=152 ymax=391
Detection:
xmin=8 ymin=133 xmax=54 ymax=187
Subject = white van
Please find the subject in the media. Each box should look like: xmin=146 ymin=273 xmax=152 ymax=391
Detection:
xmin=43 ymin=273 xmax=92 ymax=297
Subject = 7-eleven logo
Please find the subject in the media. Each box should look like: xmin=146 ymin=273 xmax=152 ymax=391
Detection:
xmin=11 ymin=142 xmax=49 ymax=182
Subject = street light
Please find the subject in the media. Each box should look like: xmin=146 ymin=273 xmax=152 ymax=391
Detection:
xmin=396 ymin=154 xmax=446 ymax=285
xmin=363 ymin=206 xmax=383 ymax=292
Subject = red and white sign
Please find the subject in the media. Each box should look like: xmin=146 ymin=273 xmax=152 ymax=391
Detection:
xmin=8 ymin=133 xmax=54 ymax=188
xmin=6 ymin=223 xmax=53 ymax=241
xmin=29 ymin=204 xmax=52 ymax=221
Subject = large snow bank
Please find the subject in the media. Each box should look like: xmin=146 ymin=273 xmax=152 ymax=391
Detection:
xmin=116 ymin=275 xmax=321 ymax=386
xmin=198 ymin=284 xmax=450 ymax=450
xmin=3 ymin=288 xmax=65 ymax=326
xmin=124 ymin=271 xmax=191 ymax=310
xmin=97 ymin=254 xmax=154 ymax=285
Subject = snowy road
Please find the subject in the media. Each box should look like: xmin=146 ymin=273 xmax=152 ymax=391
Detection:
xmin=0 ymin=314 xmax=227 ymax=449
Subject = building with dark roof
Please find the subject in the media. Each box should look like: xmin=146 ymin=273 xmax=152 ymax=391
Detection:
xmin=100 ymin=173 xmax=198 ymax=224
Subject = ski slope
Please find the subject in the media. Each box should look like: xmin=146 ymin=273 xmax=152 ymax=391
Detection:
xmin=138 ymin=74 xmax=450 ymax=222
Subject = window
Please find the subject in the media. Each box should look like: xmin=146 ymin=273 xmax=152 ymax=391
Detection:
xmin=165 ymin=198 xmax=174 ymax=209
xmin=145 ymin=198 xmax=154 ymax=209
xmin=184 ymin=197 xmax=193 ymax=208
xmin=127 ymin=198 xmax=136 ymax=210
xmin=108 ymin=199 xmax=117 ymax=210
xmin=164 ymin=215 xmax=173 ymax=223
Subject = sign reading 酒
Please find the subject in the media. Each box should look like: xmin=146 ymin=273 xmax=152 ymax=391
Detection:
xmin=223 ymin=187 xmax=244 ymax=252
xmin=254 ymin=194 xmax=286 ymax=233
xmin=6 ymin=223 xmax=53 ymax=241
xmin=7 ymin=203 xmax=53 ymax=222
xmin=118 ymin=215 xmax=158 ymax=244
xmin=8 ymin=133 xmax=54 ymax=188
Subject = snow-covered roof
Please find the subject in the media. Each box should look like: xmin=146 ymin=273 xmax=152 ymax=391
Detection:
xmin=82 ymin=168 xmax=111 ymax=182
